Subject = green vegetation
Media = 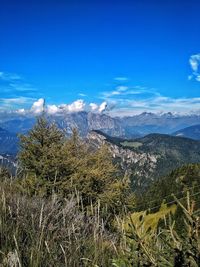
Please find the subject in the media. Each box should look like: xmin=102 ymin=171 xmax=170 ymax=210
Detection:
xmin=17 ymin=117 xmax=134 ymax=216
xmin=93 ymin=130 xmax=200 ymax=189
xmin=0 ymin=117 xmax=200 ymax=266
xmin=126 ymin=203 xmax=176 ymax=233
xmin=138 ymin=163 xmax=200 ymax=212
xmin=114 ymin=192 xmax=200 ymax=266
xmin=120 ymin=141 xmax=142 ymax=148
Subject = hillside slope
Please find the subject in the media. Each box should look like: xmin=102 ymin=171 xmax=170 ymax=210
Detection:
xmin=138 ymin=163 xmax=200 ymax=211
xmin=87 ymin=131 xmax=200 ymax=189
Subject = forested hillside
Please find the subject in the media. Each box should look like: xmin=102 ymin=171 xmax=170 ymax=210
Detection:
xmin=88 ymin=130 xmax=200 ymax=189
xmin=137 ymin=163 xmax=200 ymax=211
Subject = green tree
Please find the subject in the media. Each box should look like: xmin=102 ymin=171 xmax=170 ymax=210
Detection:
xmin=18 ymin=119 xmax=134 ymax=215
xmin=64 ymin=141 xmax=134 ymax=215
xmin=18 ymin=116 xmax=66 ymax=182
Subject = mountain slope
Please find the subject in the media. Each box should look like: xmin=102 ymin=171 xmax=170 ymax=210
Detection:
xmin=54 ymin=111 xmax=124 ymax=137
xmin=87 ymin=130 xmax=200 ymax=189
xmin=0 ymin=112 xmax=124 ymax=137
xmin=138 ymin=163 xmax=200 ymax=211
xmin=0 ymin=118 xmax=36 ymax=134
xmin=0 ymin=127 xmax=18 ymax=155
xmin=172 ymin=124 xmax=200 ymax=140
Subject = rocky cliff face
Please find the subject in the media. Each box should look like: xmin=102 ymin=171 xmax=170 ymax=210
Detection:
xmin=87 ymin=130 xmax=200 ymax=190
xmin=50 ymin=111 xmax=124 ymax=137
xmin=87 ymin=130 xmax=159 ymax=189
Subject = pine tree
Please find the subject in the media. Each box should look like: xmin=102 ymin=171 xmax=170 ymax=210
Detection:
xmin=18 ymin=119 xmax=134 ymax=214
xmin=18 ymin=116 xmax=65 ymax=181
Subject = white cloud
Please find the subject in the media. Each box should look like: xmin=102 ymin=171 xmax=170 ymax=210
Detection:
xmin=0 ymin=71 xmax=21 ymax=81
xmin=31 ymin=98 xmax=45 ymax=114
xmin=89 ymin=103 xmax=99 ymax=111
xmin=44 ymin=100 xmax=108 ymax=114
xmin=0 ymin=97 xmax=34 ymax=105
xmin=3 ymin=89 xmax=200 ymax=117
xmin=102 ymin=86 xmax=129 ymax=98
xmin=78 ymin=93 xmax=87 ymax=97
xmin=196 ymin=75 xmax=200 ymax=82
xmin=114 ymin=77 xmax=128 ymax=82
xmin=189 ymin=54 xmax=200 ymax=81
xmin=101 ymin=85 xmax=153 ymax=99
xmin=9 ymin=82 xmax=37 ymax=92
xmin=0 ymin=97 xmax=35 ymax=112
xmin=46 ymin=104 xmax=60 ymax=114
xmin=0 ymin=71 xmax=38 ymax=107
xmin=46 ymin=99 xmax=86 ymax=114
xmin=89 ymin=101 xmax=108 ymax=113
xmin=16 ymin=108 xmax=26 ymax=114
xmin=1 ymin=98 xmax=24 ymax=105
xmin=107 ymin=95 xmax=200 ymax=116
xmin=117 ymin=86 xmax=129 ymax=92
xmin=67 ymin=99 xmax=85 ymax=112
xmin=98 ymin=101 xmax=107 ymax=113
xmin=189 ymin=54 xmax=200 ymax=71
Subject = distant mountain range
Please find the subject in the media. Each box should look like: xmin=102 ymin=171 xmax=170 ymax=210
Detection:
xmin=0 ymin=127 xmax=18 ymax=155
xmin=1 ymin=110 xmax=200 ymax=155
xmin=172 ymin=124 xmax=200 ymax=140
xmin=2 ymin=111 xmax=200 ymax=139
xmin=2 ymin=111 xmax=200 ymax=183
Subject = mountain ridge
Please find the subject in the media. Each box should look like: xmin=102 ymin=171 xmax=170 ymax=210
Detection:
xmin=2 ymin=110 xmax=200 ymax=139
xmin=87 ymin=130 xmax=200 ymax=189
xmin=172 ymin=124 xmax=200 ymax=140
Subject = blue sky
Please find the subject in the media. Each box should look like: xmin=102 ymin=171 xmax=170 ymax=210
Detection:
xmin=0 ymin=0 xmax=200 ymax=115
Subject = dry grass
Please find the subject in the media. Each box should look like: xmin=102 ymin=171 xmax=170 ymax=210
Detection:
xmin=0 ymin=182 xmax=118 ymax=267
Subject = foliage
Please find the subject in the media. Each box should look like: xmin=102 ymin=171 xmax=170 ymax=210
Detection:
xmin=1 ymin=164 xmax=200 ymax=266
xmin=66 ymin=143 xmax=134 ymax=215
xmin=126 ymin=203 xmax=176 ymax=234
xmin=114 ymin=192 xmax=200 ymax=266
xmin=18 ymin=116 xmax=66 ymax=181
xmin=137 ymin=163 xmax=200 ymax=212
xmin=0 ymin=167 xmax=11 ymax=182
xmin=17 ymin=117 xmax=135 ymax=217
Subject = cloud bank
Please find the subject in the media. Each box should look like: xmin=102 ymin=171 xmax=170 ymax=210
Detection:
xmin=15 ymin=99 xmax=109 ymax=115
xmin=2 ymin=68 xmax=200 ymax=117
xmin=4 ymin=93 xmax=200 ymax=117
xmin=0 ymin=71 xmax=21 ymax=81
